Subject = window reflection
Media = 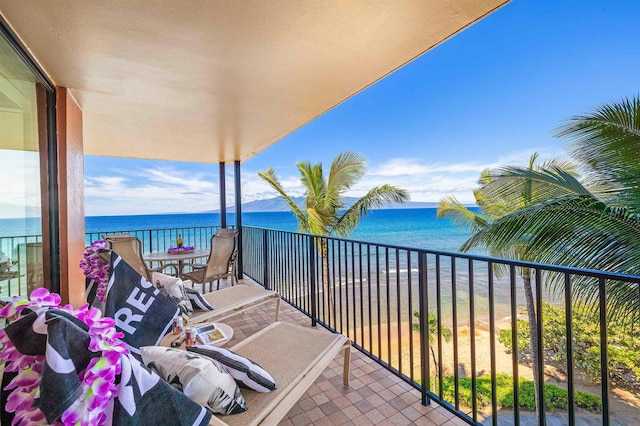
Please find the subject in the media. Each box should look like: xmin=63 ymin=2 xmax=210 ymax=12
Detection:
xmin=0 ymin=34 xmax=44 ymax=296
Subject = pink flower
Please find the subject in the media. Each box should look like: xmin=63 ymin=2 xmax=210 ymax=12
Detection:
xmin=0 ymin=288 xmax=130 ymax=426
xmin=29 ymin=288 xmax=62 ymax=307
xmin=0 ymin=296 xmax=29 ymax=318
xmin=80 ymin=240 xmax=111 ymax=302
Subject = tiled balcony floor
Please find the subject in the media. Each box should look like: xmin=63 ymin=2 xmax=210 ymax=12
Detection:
xmin=212 ymin=279 xmax=466 ymax=426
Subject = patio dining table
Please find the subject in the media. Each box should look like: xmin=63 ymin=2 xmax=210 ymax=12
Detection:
xmin=143 ymin=248 xmax=209 ymax=278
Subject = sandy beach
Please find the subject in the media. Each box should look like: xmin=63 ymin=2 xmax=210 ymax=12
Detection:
xmin=359 ymin=322 xmax=640 ymax=423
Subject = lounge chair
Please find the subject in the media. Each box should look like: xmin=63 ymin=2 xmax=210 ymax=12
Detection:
xmin=188 ymin=283 xmax=281 ymax=324
xmin=182 ymin=231 xmax=237 ymax=292
xmin=104 ymin=234 xmax=178 ymax=280
xmin=207 ymin=321 xmax=351 ymax=426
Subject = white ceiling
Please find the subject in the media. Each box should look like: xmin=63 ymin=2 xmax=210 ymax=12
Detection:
xmin=0 ymin=0 xmax=509 ymax=164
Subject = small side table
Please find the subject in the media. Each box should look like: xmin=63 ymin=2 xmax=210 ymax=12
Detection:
xmin=162 ymin=322 xmax=233 ymax=349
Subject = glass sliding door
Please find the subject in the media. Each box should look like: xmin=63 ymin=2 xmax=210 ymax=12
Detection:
xmin=0 ymin=32 xmax=45 ymax=296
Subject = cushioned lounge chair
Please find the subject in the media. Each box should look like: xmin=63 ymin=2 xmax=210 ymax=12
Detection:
xmin=207 ymin=321 xmax=351 ymax=426
xmin=188 ymin=283 xmax=281 ymax=324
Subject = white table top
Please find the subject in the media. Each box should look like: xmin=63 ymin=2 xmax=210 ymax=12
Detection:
xmin=162 ymin=322 xmax=234 ymax=349
xmin=143 ymin=248 xmax=210 ymax=263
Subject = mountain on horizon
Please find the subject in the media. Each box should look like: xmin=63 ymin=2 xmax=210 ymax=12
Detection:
xmin=203 ymin=196 xmax=441 ymax=213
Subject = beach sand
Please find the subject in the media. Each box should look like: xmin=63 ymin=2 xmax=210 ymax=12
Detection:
xmin=359 ymin=322 xmax=640 ymax=423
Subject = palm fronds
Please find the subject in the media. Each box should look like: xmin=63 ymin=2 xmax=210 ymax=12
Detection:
xmin=332 ymin=184 xmax=408 ymax=237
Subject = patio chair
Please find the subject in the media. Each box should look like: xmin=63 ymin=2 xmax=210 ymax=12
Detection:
xmin=181 ymin=231 xmax=237 ymax=292
xmin=104 ymin=234 xmax=177 ymax=281
xmin=207 ymin=321 xmax=351 ymax=426
xmin=215 ymin=228 xmax=239 ymax=286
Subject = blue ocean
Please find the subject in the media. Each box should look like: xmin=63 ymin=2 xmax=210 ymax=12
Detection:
xmin=82 ymin=208 xmax=474 ymax=254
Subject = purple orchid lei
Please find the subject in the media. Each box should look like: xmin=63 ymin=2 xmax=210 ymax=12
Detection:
xmin=80 ymin=240 xmax=110 ymax=302
xmin=0 ymin=288 xmax=129 ymax=425
xmin=167 ymin=246 xmax=194 ymax=253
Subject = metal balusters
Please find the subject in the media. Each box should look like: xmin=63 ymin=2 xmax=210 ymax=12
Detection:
xmin=451 ymin=257 xmax=459 ymax=411
xmin=510 ymin=265 xmax=520 ymax=425
xmin=396 ymin=248 xmax=402 ymax=375
xmin=407 ymin=250 xmax=414 ymax=383
xmin=469 ymin=259 xmax=478 ymax=423
xmin=488 ymin=261 xmax=497 ymax=426
xmin=599 ymin=277 xmax=609 ymax=426
xmin=564 ymin=273 xmax=575 ymax=426
xmin=535 ymin=268 xmax=545 ymax=426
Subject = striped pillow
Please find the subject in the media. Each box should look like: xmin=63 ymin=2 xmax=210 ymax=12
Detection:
xmin=184 ymin=287 xmax=214 ymax=311
xmin=186 ymin=345 xmax=276 ymax=392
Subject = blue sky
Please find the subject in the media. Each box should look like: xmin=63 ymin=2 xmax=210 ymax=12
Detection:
xmin=83 ymin=0 xmax=640 ymax=217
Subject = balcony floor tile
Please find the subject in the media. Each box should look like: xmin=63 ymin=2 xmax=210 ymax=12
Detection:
xmin=213 ymin=279 xmax=460 ymax=425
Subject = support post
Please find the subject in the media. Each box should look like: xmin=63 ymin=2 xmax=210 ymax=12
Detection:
xmin=262 ymin=229 xmax=269 ymax=290
xmin=234 ymin=160 xmax=243 ymax=279
xmin=309 ymin=235 xmax=317 ymax=327
xmin=219 ymin=162 xmax=227 ymax=228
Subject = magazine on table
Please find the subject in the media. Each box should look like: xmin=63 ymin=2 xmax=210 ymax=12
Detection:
xmin=195 ymin=323 xmax=228 ymax=345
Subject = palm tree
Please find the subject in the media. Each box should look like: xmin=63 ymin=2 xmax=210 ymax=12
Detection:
xmin=437 ymin=153 xmax=577 ymax=422
xmin=463 ymin=96 xmax=640 ymax=319
xmin=258 ymin=151 xmax=409 ymax=312
xmin=412 ymin=312 xmax=452 ymax=391
xmin=438 ymin=96 xmax=640 ymax=421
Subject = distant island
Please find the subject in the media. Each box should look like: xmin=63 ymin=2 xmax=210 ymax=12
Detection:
xmin=204 ymin=196 xmax=442 ymax=214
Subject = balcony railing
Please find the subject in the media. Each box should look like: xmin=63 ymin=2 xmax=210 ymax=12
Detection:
xmin=85 ymin=225 xmax=229 ymax=253
xmin=3 ymin=224 xmax=640 ymax=425
xmin=0 ymin=234 xmax=43 ymax=297
xmin=242 ymin=226 xmax=640 ymax=425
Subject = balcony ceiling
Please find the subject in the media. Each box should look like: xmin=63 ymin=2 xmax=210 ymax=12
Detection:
xmin=0 ymin=1 xmax=508 ymax=164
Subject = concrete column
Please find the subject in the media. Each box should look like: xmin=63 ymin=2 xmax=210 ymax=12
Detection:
xmin=234 ymin=160 xmax=243 ymax=278
xmin=55 ymin=87 xmax=86 ymax=307
xmin=219 ymin=162 xmax=226 ymax=228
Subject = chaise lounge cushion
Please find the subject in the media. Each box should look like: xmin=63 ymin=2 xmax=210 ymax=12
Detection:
xmin=185 ymin=287 xmax=214 ymax=311
xmin=186 ymin=345 xmax=276 ymax=392
xmin=153 ymin=272 xmax=194 ymax=315
xmin=141 ymin=346 xmax=246 ymax=415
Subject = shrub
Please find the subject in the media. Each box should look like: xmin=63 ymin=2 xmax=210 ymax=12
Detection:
xmin=498 ymin=303 xmax=640 ymax=388
xmin=439 ymin=374 xmax=601 ymax=413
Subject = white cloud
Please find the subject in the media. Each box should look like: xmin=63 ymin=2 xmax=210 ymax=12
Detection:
xmin=84 ymin=165 xmax=220 ymax=216
xmin=79 ymin=146 xmax=569 ymax=216
xmin=0 ymin=150 xmax=42 ymax=218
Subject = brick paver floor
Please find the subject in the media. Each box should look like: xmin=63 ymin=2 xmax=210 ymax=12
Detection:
xmin=213 ymin=279 xmax=466 ymax=426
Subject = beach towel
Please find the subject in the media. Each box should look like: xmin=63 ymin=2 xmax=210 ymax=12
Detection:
xmin=1 ymin=308 xmax=211 ymax=425
xmin=89 ymin=252 xmax=180 ymax=356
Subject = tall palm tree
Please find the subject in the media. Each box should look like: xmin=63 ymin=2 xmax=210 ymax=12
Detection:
xmin=258 ymin=151 xmax=409 ymax=311
xmin=437 ymin=153 xmax=577 ymax=422
xmin=464 ymin=96 xmax=640 ymax=319
xmin=413 ymin=312 xmax=452 ymax=392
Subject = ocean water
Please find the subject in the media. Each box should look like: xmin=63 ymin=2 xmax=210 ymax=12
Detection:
xmin=83 ymin=208 xmax=475 ymax=254
xmin=0 ymin=208 xmax=475 ymax=253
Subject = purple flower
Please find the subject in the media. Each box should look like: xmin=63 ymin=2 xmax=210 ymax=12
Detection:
xmin=167 ymin=245 xmax=195 ymax=253
xmin=80 ymin=240 xmax=111 ymax=302
xmin=0 ymin=288 xmax=130 ymax=426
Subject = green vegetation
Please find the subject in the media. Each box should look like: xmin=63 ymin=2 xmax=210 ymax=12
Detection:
xmin=499 ymin=303 xmax=640 ymax=389
xmin=437 ymin=153 xmax=576 ymax=421
xmin=258 ymin=151 xmax=408 ymax=238
xmin=258 ymin=151 xmax=408 ymax=309
xmin=439 ymin=374 xmax=602 ymax=413
xmin=412 ymin=312 xmax=451 ymax=390
xmin=459 ymin=96 xmax=640 ymax=322
xmin=437 ymin=95 xmax=640 ymax=420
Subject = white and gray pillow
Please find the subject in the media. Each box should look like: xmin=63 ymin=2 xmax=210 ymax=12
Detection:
xmin=141 ymin=346 xmax=246 ymax=415
xmin=186 ymin=345 xmax=276 ymax=392
xmin=184 ymin=287 xmax=214 ymax=311
xmin=152 ymin=272 xmax=193 ymax=315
